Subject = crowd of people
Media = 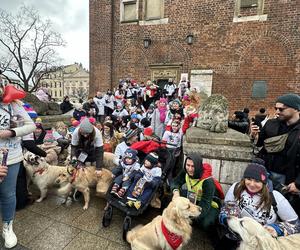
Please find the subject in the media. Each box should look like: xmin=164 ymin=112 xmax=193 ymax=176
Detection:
xmin=1 ymin=78 xmax=300 ymax=249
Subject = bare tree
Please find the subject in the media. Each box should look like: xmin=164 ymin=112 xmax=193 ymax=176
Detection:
xmin=70 ymin=87 xmax=88 ymax=102
xmin=0 ymin=5 xmax=65 ymax=92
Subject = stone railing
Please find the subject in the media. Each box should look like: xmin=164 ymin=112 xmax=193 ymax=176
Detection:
xmin=37 ymin=114 xmax=72 ymax=129
xmin=183 ymin=127 xmax=253 ymax=193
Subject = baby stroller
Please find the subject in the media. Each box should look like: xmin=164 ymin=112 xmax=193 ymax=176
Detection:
xmin=101 ymin=148 xmax=171 ymax=240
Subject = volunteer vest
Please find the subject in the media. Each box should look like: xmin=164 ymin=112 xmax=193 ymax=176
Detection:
xmin=185 ymin=174 xmax=219 ymax=209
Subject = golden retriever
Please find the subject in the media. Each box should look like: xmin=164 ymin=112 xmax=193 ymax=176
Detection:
xmin=126 ymin=196 xmax=201 ymax=250
xmin=228 ymin=216 xmax=300 ymax=250
xmin=23 ymin=152 xmax=72 ymax=203
xmin=55 ymin=166 xmax=113 ymax=210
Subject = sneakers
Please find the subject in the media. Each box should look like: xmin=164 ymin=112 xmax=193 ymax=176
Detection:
xmin=126 ymin=200 xmax=134 ymax=207
xmin=126 ymin=199 xmax=142 ymax=210
xmin=110 ymin=184 xmax=119 ymax=195
xmin=116 ymin=188 xmax=126 ymax=198
xmin=2 ymin=221 xmax=17 ymax=248
xmin=134 ymin=200 xmax=142 ymax=210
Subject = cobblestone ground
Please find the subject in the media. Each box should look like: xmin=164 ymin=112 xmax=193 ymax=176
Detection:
xmin=0 ymin=190 xmax=213 ymax=250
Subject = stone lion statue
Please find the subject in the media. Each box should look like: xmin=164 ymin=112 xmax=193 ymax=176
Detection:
xmin=196 ymin=94 xmax=229 ymax=133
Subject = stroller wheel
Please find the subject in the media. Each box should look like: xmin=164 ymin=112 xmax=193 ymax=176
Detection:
xmin=102 ymin=205 xmax=113 ymax=227
xmin=122 ymin=216 xmax=131 ymax=241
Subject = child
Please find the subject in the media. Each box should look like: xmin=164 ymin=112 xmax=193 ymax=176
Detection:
xmin=111 ymin=149 xmax=140 ymax=198
xmin=126 ymin=152 xmax=162 ymax=210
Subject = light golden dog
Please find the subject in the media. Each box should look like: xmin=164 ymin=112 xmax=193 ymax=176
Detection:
xmin=228 ymin=216 xmax=300 ymax=250
xmin=126 ymin=196 xmax=201 ymax=250
xmin=55 ymin=166 xmax=113 ymax=210
xmin=23 ymin=152 xmax=72 ymax=202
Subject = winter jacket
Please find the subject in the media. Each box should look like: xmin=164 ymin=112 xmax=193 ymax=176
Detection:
xmin=257 ymin=118 xmax=300 ymax=188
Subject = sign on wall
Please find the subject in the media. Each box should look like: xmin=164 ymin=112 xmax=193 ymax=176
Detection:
xmin=190 ymin=70 xmax=213 ymax=97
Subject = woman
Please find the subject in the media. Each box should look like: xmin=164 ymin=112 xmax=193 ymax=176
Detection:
xmin=0 ymin=96 xmax=35 ymax=248
xmin=150 ymin=98 xmax=167 ymax=139
xmin=217 ymin=163 xmax=299 ymax=249
xmin=102 ymin=121 xmax=118 ymax=153
xmin=71 ymin=118 xmax=104 ymax=174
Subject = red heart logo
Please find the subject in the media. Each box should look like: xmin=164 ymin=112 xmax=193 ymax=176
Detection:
xmin=2 ymin=85 xmax=26 ymax=103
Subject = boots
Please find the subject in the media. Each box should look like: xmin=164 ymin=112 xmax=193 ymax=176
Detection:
xmin=2 ymin=221 xmax=17 ymax=248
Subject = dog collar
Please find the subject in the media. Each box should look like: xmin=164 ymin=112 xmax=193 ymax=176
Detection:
xmin=70 ymin=169 xmax=78 ymax=184
xmin=161 ymin=220 xmax=183 ymax=250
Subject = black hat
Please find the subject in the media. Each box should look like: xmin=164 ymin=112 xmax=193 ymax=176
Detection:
xmin=276 ymin=93 xmax=300 ymax=111
xmin=243 ymin=163 xmax=268 ymax=184
xmin=144 ymin=152 xmax=159 ymax=166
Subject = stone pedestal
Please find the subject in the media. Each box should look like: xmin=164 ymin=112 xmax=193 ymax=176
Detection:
xmin=183 ymin=127 xmax=253 ymax=193
xmin=37 ymin=114 xmax=72 ymax=129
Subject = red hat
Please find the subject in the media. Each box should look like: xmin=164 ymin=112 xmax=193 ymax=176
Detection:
xmin=143 ymin=127 xmax=153 ymax=136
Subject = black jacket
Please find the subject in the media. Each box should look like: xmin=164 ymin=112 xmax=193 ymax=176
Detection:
xmin=257 ymin=118 xmax=300 ymax=188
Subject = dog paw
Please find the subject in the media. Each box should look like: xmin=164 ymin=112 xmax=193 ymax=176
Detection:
xmin=36 ymin=198 xmax=43 ymax=203
xmin=83 ymin=205 xmax=89 ymax=210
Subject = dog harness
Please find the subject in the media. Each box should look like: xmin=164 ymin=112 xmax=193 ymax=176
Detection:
xmin=161 ymin=220 xmax=183 ymax=250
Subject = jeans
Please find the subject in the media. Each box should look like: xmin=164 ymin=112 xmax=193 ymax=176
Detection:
xmin=0 ymin=163 xmax=20 ymax=222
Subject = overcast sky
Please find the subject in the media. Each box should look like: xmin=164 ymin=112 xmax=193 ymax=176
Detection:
xmin=1 ymin=0 xmax=89 ymax=69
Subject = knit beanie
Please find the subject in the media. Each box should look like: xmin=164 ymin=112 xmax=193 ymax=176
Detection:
xmin=79 ymin=118 xmax=94 ymax=134
xmin=144 ymin=152 xmax=159 ymax=166
xmin=125 ymin=128 xmax=139 ymax=140
xmin=276 ymin=93 xmax=300 ymax=111
xmin=123 ymin=148 xmax=138 ymax=162
xmin=243 ymin=163 xmax=268 ymax=184
xmin=143 ymin=127 xmax=153 ymax=136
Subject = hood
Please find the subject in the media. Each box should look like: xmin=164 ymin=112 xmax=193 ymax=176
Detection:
xmin=184 ymin=153 xmax=212 ymax=179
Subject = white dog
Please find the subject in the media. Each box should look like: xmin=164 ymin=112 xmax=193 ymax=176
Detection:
xmin=127 ymin=196 xmax=201 ymax=250
xmin=24 ymin=152 xmax=72 ymax=202
xmin=228 ymin=216 xmax=300 ymax=250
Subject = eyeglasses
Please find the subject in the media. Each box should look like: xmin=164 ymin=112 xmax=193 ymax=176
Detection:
xmin=274 ymin=107 xmax=288 ymax=112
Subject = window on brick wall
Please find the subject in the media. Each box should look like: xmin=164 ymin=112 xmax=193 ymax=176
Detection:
xmin=241 ymin=0 xmax=258 ymax=8
xmin=234 ymin=0 xmax=265 ymax=20
xmin=144 ymin=0 xmax=163 ymax=20
xmin=120 ymin=0 xmax=139 ymax=22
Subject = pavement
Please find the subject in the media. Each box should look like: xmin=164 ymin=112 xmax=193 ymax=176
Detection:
xmin=0 ymin=191 xmax=213 ymax=250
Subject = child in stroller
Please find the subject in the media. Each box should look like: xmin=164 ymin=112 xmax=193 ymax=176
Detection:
xmin=126 ymin=152 xmax=162 ymax=210
xmin=110 ymin=148 xmax=140 ymax=198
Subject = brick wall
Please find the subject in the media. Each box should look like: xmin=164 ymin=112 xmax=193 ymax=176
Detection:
xmin=90 ymin=0 xmax=300 ymax=113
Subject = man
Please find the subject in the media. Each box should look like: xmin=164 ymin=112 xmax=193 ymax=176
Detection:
xmin=250 ymin=93 xmax=300 ymax=215
xmin=171 ymin=153 xmax=223 ymax=231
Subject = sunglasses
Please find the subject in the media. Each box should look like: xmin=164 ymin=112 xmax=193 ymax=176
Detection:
xmin=274 ymin=107 xmax=288 ymax=112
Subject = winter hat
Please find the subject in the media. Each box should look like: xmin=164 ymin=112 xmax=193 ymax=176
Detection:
xmin=79 ymin=118 xmax=94 ymax=134
xmin=144 ymin=152 xmax=159 ymax=166
xmin=143 ymin=127 xmax=153 ymax=136
xmin=23 ymin=103 xmax=37 ymax=119
xmin=123 ymin=148 xmax=138 ymax=162
xmin=276 ymin=93 xmax=300 ymax=111
xmin=172 ymin=99 xmax=182 ymax=106
xmin=234 ymin=111 xmax=245 ymax=120
xmin=243 ymin=163 xmax=268 ymax=184
xmin=140 ymin=118 xmax=151 ymax=128
xmin=125 ymin=128 xmax=139 ymax=140
xmin=131 ymin=113 xmax=139 ymax=120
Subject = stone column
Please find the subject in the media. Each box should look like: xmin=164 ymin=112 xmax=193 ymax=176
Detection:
xmin=183 ymin=127 xmax=253 ymax=193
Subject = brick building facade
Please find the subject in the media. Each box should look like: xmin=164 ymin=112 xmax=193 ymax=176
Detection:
xmin=89 ymin=0 xmax=300 ymax=113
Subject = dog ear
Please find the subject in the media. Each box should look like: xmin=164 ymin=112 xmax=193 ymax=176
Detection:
xmin=170 ymin=206 xmax=182 ymax=225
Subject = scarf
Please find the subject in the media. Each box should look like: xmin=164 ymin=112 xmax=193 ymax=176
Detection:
xmin=158 ymin=106 xmax=167 ymax=123
xmin=161 ymin=220 xmax=183 ymax=250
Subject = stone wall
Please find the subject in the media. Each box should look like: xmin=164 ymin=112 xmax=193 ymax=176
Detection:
xmin=183 ymin=127 xmax=253 ymax=193
xmin=90 ymin=0 xmax=300 ymax=114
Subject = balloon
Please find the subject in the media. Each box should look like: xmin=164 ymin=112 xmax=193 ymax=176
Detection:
xmin=2 ymin=85 xmax=26 ymax=103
